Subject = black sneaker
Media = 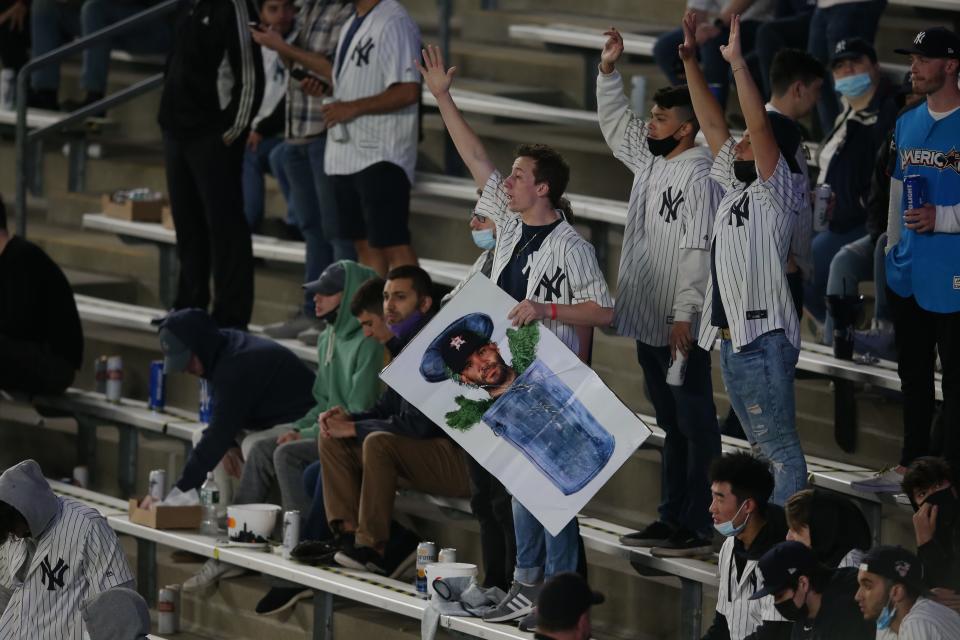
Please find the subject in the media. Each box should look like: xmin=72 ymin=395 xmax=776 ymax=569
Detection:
xmin=650 ymin=530 xmax=714 ymax=558
xmin=255 ymin=586 xmax=313 ymax=615
xmin=291 ymin=534 xmax=353 ymax=565
xmin=619 ymin=521 xmax=676 ymax=547
xmin=334 ymin=545 xmax=389 ymax=575
xmin=381 ymin=530 xmax=418 ymax=579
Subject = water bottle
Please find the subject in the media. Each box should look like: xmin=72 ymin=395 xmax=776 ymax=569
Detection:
xmin=200 ymin=472 xmax=220 ymax=536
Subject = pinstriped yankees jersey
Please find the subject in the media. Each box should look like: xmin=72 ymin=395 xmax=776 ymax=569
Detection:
xmin=323 ymin=0 xmax=421 ymax=183
xmin=697 ymin=138 xmax=804 ymax=352
xmin=0 ymin=498 xmax=134 ymax=640
xmin=716 ymin=536 xmax=786 ymax=640
xmin=598 ymin=70 xmax=720 ymax=346
xmin=474 ymin=171 xmax=613 ymax=355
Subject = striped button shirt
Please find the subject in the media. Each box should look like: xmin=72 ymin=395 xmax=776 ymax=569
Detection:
xmin=697 ymin=138 xmax=804 ymax=352
xmin=715 ymin=536 xmax=786 ymax=640
xmin=0 ymin=498 xmax=134 ymax=640
xmin=598 ymin=70 xmax=720 ymax=346
xmin=286 ymin=0 xmax=353 ymax=140
xmin=474 ymin=171 xmax=614 ymax=355
xmin=323 ymin=0 xmax=421 ymax=182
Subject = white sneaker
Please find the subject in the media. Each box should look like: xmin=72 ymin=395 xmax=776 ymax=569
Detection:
xmin=850 ymin=467 xmax=905 ymax=493
xmin=181 ymin=559 xmax=245 ymax=592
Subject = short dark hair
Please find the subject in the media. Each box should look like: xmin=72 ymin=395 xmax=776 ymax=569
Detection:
xmin=0 ymin=196 xmax=7 ymax=232
xmin=652 ymin=85 xmax=699 ymax=132
xmin=258 ymin=0 xmax=291 ymax=9
xmin=770 ymin=49 xmax=827 ymax=97
xmin=350 ymin=276 xmax=386 ymax=318
xmin=514 ymin=143 xmax=571 ymax=211
xmin=0 ymin=501 xmax=25 ymax=542
xmin=385 ymin=265 xmax=433 ymax=300
xmin=709 ymin=452 xmax=775 ymax=515
xmin=902 ymin=456 xmax=953 ymax=504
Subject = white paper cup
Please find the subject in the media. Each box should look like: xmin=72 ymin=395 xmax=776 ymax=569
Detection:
xmin=425 ymin=562 xmax=478 ymax=599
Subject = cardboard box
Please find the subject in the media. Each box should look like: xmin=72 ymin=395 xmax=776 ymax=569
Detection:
xmin=102 ymin=193 xmax=164 ymax=223
xmin=128 ymin=499 xmax=202 ymax=530
xmin=161 ymin=205 xmax=174 ymax=230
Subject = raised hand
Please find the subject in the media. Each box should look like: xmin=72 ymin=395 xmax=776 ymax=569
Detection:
xmin=719 ymin=14 xmax=744 ymax=66
xmin=600 ymin=28 xmax=624 ymax=74
xmin=415 ymin=44 xmax=457 ymax=98
xmin=679 ymin=10 xmax=699 ymax=62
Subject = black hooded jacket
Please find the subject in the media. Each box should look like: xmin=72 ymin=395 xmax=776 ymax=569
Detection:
xmin=162 ymin=309 xmax=315 ymax=491
xmin=805 ymin=490 xmax=872 ymax=567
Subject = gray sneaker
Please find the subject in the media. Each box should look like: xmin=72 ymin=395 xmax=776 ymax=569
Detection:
xmin=850 ymin=467 xmax=904 ymax=493
xmin=262 ymin=314 xmax=317 ymax=340
xmin=482 ymin=581 xmax=541 ymax=622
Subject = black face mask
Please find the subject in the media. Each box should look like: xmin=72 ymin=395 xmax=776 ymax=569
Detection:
xmin=774 ymin=596 xmax=809 ymax=622
xmin=646 ymin=121 xmax=689 ymax=157
xmin=319 ymin=305 xmax=339 ymax=324
xmin=733 ymin=160 xmax=757 ymax=184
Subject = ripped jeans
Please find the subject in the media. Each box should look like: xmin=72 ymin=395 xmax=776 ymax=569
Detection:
xmin=719 ymin=330 xmax=807 ymax=505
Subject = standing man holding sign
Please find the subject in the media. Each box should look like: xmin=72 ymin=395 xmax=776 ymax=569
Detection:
xmin=597 ymin=27 xmax=722 ymax=557
xmin=417 ymin=44 xmax=614 ymax=625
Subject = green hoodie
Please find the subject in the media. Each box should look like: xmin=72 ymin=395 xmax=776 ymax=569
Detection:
xmin=294 ymin=261 xmax=384 ymax=437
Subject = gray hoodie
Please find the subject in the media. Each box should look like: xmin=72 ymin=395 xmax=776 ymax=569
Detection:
xmin=0 ymin=460 xmax=60 ymax=540
xmin=82 ymin=588 xmax=150 ymax=640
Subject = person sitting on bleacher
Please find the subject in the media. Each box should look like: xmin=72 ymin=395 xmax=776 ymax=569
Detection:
xmin=856 ymin=545 xmax=960 ymax=639
xmin=0 ymin=197 xmax=84 ymax=397
xmin=533 ymin=573 xmax=605 ymax=640
xmin=783 ymin=489 xmax=872 ymax=568
xmin=901 ymin=457 xmax=960 ymax=605
xmin=320 ymin=266 xmax=471 ymax=577
xmin=751 ymin=540 xmax=875 ymax=640
xmin=144 ymin=309 xmax=314 ymax=520
xmin=0 ymin=460 xmax=135 ymax=639
xmin=704 ymin=452 xmax=790 ymax=640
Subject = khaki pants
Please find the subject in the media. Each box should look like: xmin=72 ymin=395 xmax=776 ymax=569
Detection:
xmin=320 ymin=432 xmax=470 ymax=548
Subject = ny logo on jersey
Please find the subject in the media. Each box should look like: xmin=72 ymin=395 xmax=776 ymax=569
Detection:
xmin=39 ymin=555 xmax=69 ymax=591
xmin=729 ymin=193 xmax=750 ymax=227
xmin=353 ymin=38 xmax=375 ymax=67
xmin=658 ymin=187 xmax=685 ymax=223
xmin=536 ymin=267 xmax=567 ymax=302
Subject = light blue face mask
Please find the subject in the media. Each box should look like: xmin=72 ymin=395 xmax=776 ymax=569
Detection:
xmin=471 ymin=228 xmax=496 ymax=250
xmin=834 ymin=72 xmax=873 ymax=98
xmin=876 ymin=594 xmax=896 ymax=630
xmin=714 ymin=500 xmax=750 ymax=537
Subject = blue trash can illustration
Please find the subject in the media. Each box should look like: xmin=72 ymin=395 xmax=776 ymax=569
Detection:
xmin=481 ymin=359 xmax=615 ymax=495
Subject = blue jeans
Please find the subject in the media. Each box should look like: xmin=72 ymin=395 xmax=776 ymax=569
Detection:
xmin=807 ymin=0 xmax=887 ymax=129
xmin=804 ymin=224 xmax=867 ymax=322
xmin=700 ymin=19 xmax=761 ymax=108
xmin=511 ymin=498 xmax=579 ymax=585
xmin=31 ymin=0 xmax=171 ymax=92
xmin=720 ymin=331 xmax=807 ymax=506
xmin=278 ymin=137 xmax=356 ymax=315
xmin=303 ymin=461 xmax=332 ymax=541
xmin=242 ymin=135 xmax=295 ymax=231
xmin=823 ymin=232 xmax=890 ymax=343
xmin=754 ymin=13 xmax=812 ymax=98
xmin=636 ymin=343 xmax=720 ymax=537
xmin=653 ymin=27 xmax=685 ymax=85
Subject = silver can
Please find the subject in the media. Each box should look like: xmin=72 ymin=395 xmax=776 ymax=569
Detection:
xmin=438 ymin=548 xmax=456 ymax=563
xmin=94 ymin=356 xmax=108 ymax=394
xmin=157 ymin=586 xmax=178 ymax=634
xmin=282 ymin=510 xmax=301 ymax=558
xmin=105 ymin=355 xmax=123 ymax=403
xmin=148 ymin=469 xmax=167 ymax=502
xmin=322 ymin=97 xmax=349 ymax=143
xmin=416 ymin=541 xmax=437 ymax=595
xmin=666 ymin=351 xmax=688 ymax=387
xmin=813 ymin=183 xmax=831 ymax=232
xmin=72 ymin=465 xmax=89 ymax=489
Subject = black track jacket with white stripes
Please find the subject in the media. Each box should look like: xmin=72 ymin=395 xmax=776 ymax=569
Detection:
xmin=158 ymin=0 xmax=265 ymax=145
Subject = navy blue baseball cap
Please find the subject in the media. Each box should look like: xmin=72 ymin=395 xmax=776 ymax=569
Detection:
xmin=895 ymin=27 xmax=960 ymax=60
xmin=831 ymin=38 xmax=878 ymax=66
xmin=750 ymin=541 xmax=817 ymax=600
xmin=420 ymin=312 xmax=494 ymax=382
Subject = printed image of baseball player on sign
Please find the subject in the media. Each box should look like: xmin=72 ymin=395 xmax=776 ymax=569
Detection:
xmin=381 ymin=275 xmax=650 ymax=535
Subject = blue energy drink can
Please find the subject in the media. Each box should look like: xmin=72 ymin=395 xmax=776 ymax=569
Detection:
xmin=904 ymin=174 xmax=927 ymax=211
xmin=148 ymin=360 xmax=166 ymax=411
xmin=199 ymin=379 xmax=214 ymax=423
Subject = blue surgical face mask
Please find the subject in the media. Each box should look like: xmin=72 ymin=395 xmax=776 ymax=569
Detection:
xmin=834 ymin=72 xmax=873 ymax=98
xmin=876 ymin=593 xmax=896 ymax=630
xmin=714 ymin=500 xmax=750 ymax=537
xmin=471 ymin=228 xmax=496 ymax=250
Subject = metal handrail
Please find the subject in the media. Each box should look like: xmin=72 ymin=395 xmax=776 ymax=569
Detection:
xmin=14 ymin=0 xmax=180 ymax=237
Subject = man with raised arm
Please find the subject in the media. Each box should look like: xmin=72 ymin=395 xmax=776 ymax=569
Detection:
xmin=680 ymin=11 xmax=808 ymax=507
xmin=596 ymin=27 xmax=722 ymax=557
xmin=416 ymin=44 xmax=614 ymax=625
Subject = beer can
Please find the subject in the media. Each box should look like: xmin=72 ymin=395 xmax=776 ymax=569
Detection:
xmin=813 ymin=183 xmax=831 ymax=232
xmin=148 ymin=360 xmax=166 ymax=412
xmin=199 ymin=379 xmax=214 ymax=423
xmin=148 ymin=469 xmax=167 ymax=502
xmin=322 ymin=97 xmax=349 ymax=143
xmin=94 ymin=356 xmax=108 ymax=394
xmin=666 ymin=350 xmax=688 ymax=387
xmin=282 ymin=510 xmax=301 ymax=559
xmin=438 ymin=548 xmax=456 ymax=563
xmin=105 ymin=356 xmax=123 ymax=403
xmin=157 ymin=586 xmax=177 ymax=634
xmin=416 ymin=541 xmax=437 ymax=595
xmin=72 ymin=465 xmax=89 ymax=489
xmin=904 ymin=174 xmax=927 ymax=211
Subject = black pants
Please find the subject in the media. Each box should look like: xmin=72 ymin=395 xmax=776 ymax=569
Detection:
xmin=466 ymin=456 xmax=515 ymax=591
xmin=0 ymin=335 xmax=75 ymax=396
xmin=163 ymin=132 xmax=253 ymax=329
xmin=889 ymin=288 xmax=960 ymax=471
xmin=0 ymin=0 xmax=29 ymax=71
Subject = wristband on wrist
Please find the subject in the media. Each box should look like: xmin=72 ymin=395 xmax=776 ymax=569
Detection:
xmin=550 ymin=303 xmax=558 ymax=320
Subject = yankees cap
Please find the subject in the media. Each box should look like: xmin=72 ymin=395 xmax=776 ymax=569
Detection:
xmin=858 ymin=546 xmax=926 ymax=592
xmin=895 ymin=27 xmax=960 ymax=60
xmin=750 ymin=541 xmax=818 ymax=600
xmin=831 ymin=38 xmax=878 ymax=66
